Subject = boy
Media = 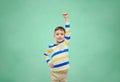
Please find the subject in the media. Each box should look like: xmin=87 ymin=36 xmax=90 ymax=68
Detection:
xmin=44 ymin=12 xmax=70 ymax=82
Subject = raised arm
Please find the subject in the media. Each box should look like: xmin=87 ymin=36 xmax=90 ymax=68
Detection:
xmin=63 ymin=12 xmax=70 ymax=23
xmin=63 ymin=13 xmax=71 ymax=41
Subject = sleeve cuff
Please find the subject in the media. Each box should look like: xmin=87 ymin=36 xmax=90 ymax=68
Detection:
xmin=66 ymin=22 xmax=70 ymax=25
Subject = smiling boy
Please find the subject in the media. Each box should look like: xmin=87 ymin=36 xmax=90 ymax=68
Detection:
xmin=44 ymin=12 xmax=70 ymax=82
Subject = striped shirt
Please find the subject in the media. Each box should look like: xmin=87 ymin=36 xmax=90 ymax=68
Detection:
xmin=44 ymin=23 xmax=70 ymax=71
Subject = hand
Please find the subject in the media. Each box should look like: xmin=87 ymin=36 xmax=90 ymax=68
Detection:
xmin=49 ymin=62 xmax=54 ymax=68
xmin=62 ymin=12 xmax=69 ymax=19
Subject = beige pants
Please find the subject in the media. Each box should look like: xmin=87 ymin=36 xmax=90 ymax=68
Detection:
xmin=51 ymin=70 xmax=68 ymax=82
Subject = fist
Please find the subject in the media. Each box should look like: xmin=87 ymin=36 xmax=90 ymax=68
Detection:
xmin=49 ymin=62 xmax=54 ymax=68
xmin=62 ymin=12 xmax=68 ymax=18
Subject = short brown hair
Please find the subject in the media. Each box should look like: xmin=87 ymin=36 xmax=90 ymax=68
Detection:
xmin=54 ymin=26 xmax=65 ymax=33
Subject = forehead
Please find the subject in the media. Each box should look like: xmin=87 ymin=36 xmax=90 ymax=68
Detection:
xmin=55 ymin=29 xmax=65 ymax=33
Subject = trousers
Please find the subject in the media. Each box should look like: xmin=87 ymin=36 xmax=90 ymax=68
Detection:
xmin=51 ymin=69 xmax=68 ymax=82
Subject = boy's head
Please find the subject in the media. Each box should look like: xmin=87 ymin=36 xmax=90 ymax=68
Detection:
xmin=54 ymin=26 xmax=65 ymax=43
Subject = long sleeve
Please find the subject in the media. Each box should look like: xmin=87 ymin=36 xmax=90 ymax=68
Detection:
xmin=44 ymin=47 xmax=52 ymax=64
xmin=65 ymin=23 xmax=70 ymax=41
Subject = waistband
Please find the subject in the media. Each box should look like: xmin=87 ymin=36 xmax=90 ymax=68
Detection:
xmin=51 ymin=69 xmax=68 ymax=73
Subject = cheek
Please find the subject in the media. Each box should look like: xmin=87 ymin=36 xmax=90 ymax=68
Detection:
xmin=54 ymin=35 xmax=58 ymax=38
xmin=62 ymin=35 xmax=65 ymax=38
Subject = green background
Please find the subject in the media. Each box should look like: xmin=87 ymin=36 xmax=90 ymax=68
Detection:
xmin=0 ymin=0 xmax=120 ymax=82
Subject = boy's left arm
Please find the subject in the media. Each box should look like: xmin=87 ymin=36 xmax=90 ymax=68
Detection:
xmin=63 ymin=13 xmax=71 ymax=41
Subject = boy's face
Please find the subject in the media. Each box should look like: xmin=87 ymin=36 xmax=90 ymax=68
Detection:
xmin=54 ymin=30 xmax=65 ymax=43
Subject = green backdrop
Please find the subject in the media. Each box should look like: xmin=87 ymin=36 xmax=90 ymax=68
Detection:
xmin=0 ymin=0 xmax=120 ymax=82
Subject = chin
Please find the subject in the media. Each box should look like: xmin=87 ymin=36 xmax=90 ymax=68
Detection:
xmin=57 ymin=40 xmax=64 ymax=43
xmin=57 ymin=41 xmax=61 ymax=43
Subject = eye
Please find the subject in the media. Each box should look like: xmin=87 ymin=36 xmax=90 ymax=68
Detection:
xmin=61 ymin=33 xmax=64 ymax=35
xmin=56 ymin=33 xmax=59 ymax=35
